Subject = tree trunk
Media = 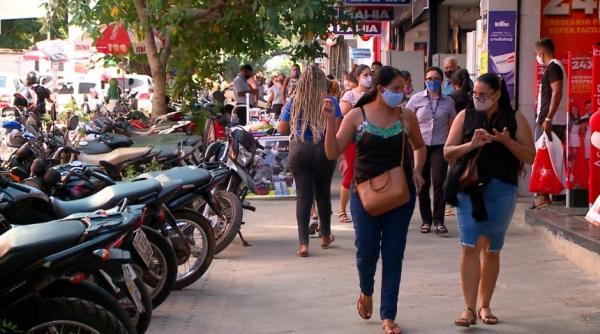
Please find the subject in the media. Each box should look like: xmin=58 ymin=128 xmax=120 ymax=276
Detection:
xmin=148 ymin=58 xmax=167 ymax=118
xmin=134 ymin=0 xmax=169 ymax=118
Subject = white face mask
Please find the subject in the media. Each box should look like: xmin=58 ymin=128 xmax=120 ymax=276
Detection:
xmin=536 ymin=54 xmax=545 ymax=65
xmin=473 ymin=98 xmax=495 ymax=112
xmin=359 ymin=76 xmax=372 ymax=88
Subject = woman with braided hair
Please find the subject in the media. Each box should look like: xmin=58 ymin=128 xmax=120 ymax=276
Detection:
xmin=278 ymin=65 xmax=343 ymax=257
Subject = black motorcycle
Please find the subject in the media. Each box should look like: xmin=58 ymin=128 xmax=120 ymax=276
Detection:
xmin=0 ymin=172 xmax=178 ymax=309
xmin=0 ymin=202 xmax=145 ymax=334
xmin=200 ymin=125 xmax=261 ymax=253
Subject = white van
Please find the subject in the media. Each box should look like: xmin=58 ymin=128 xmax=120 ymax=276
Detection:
xmin=114 ymin=74 xmax=154 ymax=112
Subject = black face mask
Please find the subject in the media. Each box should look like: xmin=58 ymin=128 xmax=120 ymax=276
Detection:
xmin=444 ymin=70 xmax=454 ymax=80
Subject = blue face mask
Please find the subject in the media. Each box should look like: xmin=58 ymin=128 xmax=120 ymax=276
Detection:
xmin=382 ymin=88 xmax=405 ymax=108
xmin=426 ymin=80 xmax=441 ymax=92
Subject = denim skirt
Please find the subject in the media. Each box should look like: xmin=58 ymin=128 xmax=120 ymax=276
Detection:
xmin=456 ymin=178 xmax=517 ymax=252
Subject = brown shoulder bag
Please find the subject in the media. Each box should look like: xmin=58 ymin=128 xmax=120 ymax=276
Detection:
xmin=356 ymin=133 xmax=410 ymax=216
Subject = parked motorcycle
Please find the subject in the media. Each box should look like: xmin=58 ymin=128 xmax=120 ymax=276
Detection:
xmin=0 ymin=201 xmax=146 ymax=333
xmin=0 ymin=173 xmax=178 ymax=309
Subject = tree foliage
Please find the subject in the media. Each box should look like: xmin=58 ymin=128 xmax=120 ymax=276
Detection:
xmin=0 ymin=19 xmax=46 ymax=49
xmin=66 ymin=0 xmax=338 ymax=116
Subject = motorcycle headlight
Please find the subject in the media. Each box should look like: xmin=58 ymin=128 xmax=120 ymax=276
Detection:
xmin=236 ymin=145 xmax=253 ymax=167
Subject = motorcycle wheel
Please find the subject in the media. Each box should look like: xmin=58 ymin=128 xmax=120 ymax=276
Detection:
xmin=21 ymin=297 xmax=127 ymax=334
xmin=167 ymin=209 xmax=215 ymax=290
xmin=191 ymin=190 xmax=243 ymax=255
xmin=138 ymin=226 xmax=177 ymax=309
xmin=42 ymin=279 xmax=138 ymax=334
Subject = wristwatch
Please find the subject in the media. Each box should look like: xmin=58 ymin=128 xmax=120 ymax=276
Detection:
xmin=545 ymin=117 xmax=552 ymax=123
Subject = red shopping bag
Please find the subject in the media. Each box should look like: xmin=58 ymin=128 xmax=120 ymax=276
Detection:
xmin=529 ymin=146 xmax=564 ymax=194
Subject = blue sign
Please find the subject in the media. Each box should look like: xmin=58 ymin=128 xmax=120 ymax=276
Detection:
xmin=344 ymin=0 xmax=410 ymax=5
xmin=488 ymin=11 xmax=517 ymax=102
xmin=351 ymin=48 xmax=372 ymax=59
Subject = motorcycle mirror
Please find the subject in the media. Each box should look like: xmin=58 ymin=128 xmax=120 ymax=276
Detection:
xmin=9 ymin=166 xmax=28 ymax=182
xmin=212 ymin=91 xmax=226 ymax=104
xmin=84 ymin=166 xmax=94 ymax=178
xmin=67 ymin=115 xmax=79 ymax=131
xmin=50 ymin=103 xmax=57 ymax=121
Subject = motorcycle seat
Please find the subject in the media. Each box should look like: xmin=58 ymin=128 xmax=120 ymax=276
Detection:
xmin=137 ymin=166 xmax=211 ymax=188
xmin=0 ymin=219 xmax=85 ymax=279
xmin=101 ymin=133 xmax=133 ymax=149
xmin=183 ymin=136 xmax=202 ymax=147
xmin=51 ymin=178 xmax=162 ymax=217
xmin=151 ymin=145 xmax=181 ymax=160
xmin=78 ymin=146 xmax=153 ymax=167
xmin=78 ymin=140 xmax=112 ymax=155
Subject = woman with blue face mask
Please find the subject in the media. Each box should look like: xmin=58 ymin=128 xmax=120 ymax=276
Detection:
xmin=324 ymin=66 xmax=426 ymax=334
xmin=406 ymin=66 xmax=457 ymax=235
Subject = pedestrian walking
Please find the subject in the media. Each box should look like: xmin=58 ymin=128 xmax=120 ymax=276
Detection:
xmin=399 ymin=70 xmax=414 ymax=103
xmin=338 ymin=64 xmax=371 ymax=225
xmin=444 ymin=73 xmax=535 ymax=327
xmin=532 ymin=37 xmax=567 ymax=208
xmin=277 ymin=64 xmax=341 ymax=257
xmin=450 ymin=69 xmax=473 ymax=113
xmin=442 ymin=57 xmax=459 ymax=96
xmin=232 ymin=64 xmax=258 ymax=126
xmin=267 ymin=74 xmax=285 ymax=118
xmin=324 ymin=66 xmax=426 ymax=334
xmin=283 ymin=64 xmax=301 ymax=104
xmin=371 ymin=61 xmax=383 ymax=74
xmin=406 ymin=66 xmax=457 ymax=234
xmin=308 ymin=77 xmax=344 ymax=236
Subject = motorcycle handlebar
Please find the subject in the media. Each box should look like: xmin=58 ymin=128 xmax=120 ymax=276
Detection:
xmin=0 ymin=177 xmax=32 ymax=193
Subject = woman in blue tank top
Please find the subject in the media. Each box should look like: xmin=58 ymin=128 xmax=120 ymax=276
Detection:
xmin=324 ymin=66 xmax=426 ymax=334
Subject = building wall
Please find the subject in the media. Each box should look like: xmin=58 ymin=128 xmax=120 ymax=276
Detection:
xmin=517 ymin=0 xmax=542 ymax=195
xmin=404 ymin=22 xmax=429 ymax=52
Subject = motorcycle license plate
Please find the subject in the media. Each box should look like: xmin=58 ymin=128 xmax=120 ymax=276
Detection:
xmin=122 ymin=264 xmax=144 ymax=313
xmin=133 ymin=230 xmax=153 ymax=268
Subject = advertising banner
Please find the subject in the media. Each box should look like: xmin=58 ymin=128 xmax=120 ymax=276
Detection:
xmin=351 ymin=48 xmax=372 ymax=59
xmin=566 ymin=52 xmax=593 ymax=189
xmin=487 ymin=11 xmax=517 ymax=102
xmin=589 ymin=47 xmax=600 ymax=204
xmin=540 ymin=0 xmax=600 ymax=63
xmin=593 ymin=47 xmax=600 ymax=117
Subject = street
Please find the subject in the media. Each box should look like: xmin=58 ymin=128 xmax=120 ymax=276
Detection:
xmin=150 ymin=190 xmax=600 ymax=334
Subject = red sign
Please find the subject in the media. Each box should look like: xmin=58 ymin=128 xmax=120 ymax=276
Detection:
xmin=95 ymin=23 xmax=131 ymax=55
xmin=566 ymin=52 xmax=593 ymax=189
xmin=540 ymin=0 xmax=600 ymax=64
xmin=541 ymin=0 xmax=600 ymax=190
xmin=589 ymin=46 xmax=600 ymax=203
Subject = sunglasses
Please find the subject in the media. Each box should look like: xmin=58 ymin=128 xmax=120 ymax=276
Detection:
xmin=425 ymin=77 xmax=442 ymax=82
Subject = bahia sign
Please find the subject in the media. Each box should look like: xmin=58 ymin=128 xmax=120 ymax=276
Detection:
xmin=331 ymin=21 xmax=383 ymax=35
xmin=338 ymin=6 xmax=394 ymax=21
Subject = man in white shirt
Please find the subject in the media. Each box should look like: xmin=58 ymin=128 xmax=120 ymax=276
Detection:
xmin=232 ymin=64 xmax=258 ymax=125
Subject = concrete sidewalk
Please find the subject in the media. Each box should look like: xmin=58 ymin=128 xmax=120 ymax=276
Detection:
xmin=150 ymin=197 xmax=600 ymax=334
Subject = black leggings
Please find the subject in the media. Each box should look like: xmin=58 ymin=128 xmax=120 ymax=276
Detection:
xmin=289 ymin=140 xmax=336 ymax=245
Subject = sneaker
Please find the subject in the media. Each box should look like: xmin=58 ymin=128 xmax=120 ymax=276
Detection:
xmin=309 ymin=217 xmax=319 ymax=236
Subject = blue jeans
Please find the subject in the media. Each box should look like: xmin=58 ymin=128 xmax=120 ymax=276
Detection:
xmin=457 ymin=178 xmax=517 ymax=251
xmin=350 ymin=188 xmax=416 ymax=320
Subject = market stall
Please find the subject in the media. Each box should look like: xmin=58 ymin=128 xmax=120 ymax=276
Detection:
xmin=246 ymin=108 xmax=296 ymax=199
